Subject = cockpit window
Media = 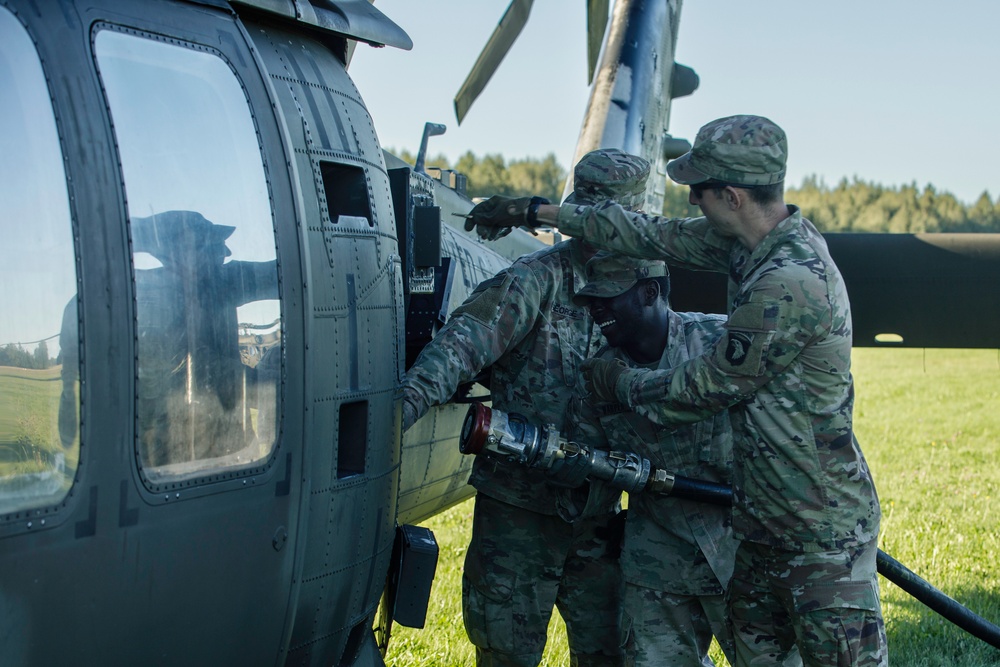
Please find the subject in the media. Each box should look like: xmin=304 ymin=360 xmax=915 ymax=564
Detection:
xmin=95 ymin=28 xmax=281 ymax=487
xmin=0 ymin=8 xmax=80 ymax=517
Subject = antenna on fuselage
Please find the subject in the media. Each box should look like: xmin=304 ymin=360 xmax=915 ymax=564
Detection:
xmin=415 ymin=122 xmax=447 ymax=173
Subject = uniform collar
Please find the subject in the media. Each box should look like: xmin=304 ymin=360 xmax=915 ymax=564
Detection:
xmin=734 ymin=205 xmax=802 ymax=281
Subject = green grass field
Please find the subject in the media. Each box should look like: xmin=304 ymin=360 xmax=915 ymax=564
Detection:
xmin=386 ymin=349 xmax=1000 ymax=666
xmin=0 ymin=365 xmax=74 ymax=473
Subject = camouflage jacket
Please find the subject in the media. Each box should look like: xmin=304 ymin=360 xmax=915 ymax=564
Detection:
xmin=556 ymin=204 xmax=881 ymax=552
xmin=575 ymin=311 xmax=736 ymax=595
xmin=402 ymin=239 xmax=609 ymax=515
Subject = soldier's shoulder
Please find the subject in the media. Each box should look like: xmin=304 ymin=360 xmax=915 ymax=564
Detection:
xmin=781 ymin=217 xmax=836 ymax=263
xmin=678 ymin=310 xmax=726 ymax=323
xmin=521 ymin=238 xmax=571 ymax=261
xmin=764 ymin=237 xmax=837 ymax=288
xmin=510 ymin=240 xmax=574 ymax=280
xmin=678 ymin=311 xmax=727 ymax=330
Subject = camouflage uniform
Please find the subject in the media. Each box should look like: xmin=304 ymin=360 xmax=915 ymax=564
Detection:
xmin=552 ymin=117 xmax=887 ymax=666
xmin=401 ymin=149 xmax=650 ymax=666
xmin=571 ymin=254 xmax=736 ymax=667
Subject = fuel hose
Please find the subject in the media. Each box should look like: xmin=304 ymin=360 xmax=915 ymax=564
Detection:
xmin=458 ymin=403 xmax=1000 ymax=649
xmin=648 ymin=477 xmax=1000 ymax=649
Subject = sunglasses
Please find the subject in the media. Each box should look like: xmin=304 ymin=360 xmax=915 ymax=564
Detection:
xmin=690 ymin=181 xmax=778 ymax=198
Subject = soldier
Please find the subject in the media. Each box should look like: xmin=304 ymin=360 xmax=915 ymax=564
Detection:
xmin=401 ymin=149 xmax=651 ymax=666
xmin=465 ymin=115 xmax=888 ymax=667
xmin=570 ymin=252 xmax=737 ymax=667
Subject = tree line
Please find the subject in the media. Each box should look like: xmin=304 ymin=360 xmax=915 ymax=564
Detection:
xmin=396 ymin=149 xmax=1000 ymax=233
xmin=0 ymin=341 xmax=52 ymax=370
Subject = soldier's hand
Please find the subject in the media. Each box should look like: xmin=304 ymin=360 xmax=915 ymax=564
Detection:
xmin=464 ymin=195 xmax=549 ymax=241
xmin=546 ymin=447 xmax=592 ymax=488
xmin=401 ymin=397 xmax=420 ymax=432
xmin=581 ymin=357 xmax=629 ymax=404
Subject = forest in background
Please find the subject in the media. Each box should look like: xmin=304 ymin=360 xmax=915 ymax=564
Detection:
xmin=396 ymin=149 xmax=1000 ymax=233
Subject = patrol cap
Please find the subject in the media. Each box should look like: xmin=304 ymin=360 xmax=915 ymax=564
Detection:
xmin=564 ymin=148 xmax=651 ymax=210
xmin=574 ymin=252 xmax=669 ymax=305
xmin=131 ymin=210 xmax=235 ymax=260
xmin=666 ymin=114 xmax=786 ymax=186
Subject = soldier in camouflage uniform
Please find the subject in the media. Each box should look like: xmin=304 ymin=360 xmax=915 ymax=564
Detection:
xmin=401 ymin=149 xmax=652 ymax=666
xmin=570 ymin=252 xmax=737 ymax=667
xmin=465 ymin=115 xmax=888 ymax=666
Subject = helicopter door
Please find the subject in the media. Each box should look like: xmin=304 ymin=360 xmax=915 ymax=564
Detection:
xmin=89 ymin=12 xmax=297 ymax=664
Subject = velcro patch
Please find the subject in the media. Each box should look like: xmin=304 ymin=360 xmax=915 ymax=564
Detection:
xmin=451 ymin=271 xmax=514 ymax=328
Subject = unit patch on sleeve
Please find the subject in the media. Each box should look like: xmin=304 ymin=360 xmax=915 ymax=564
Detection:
xmin=725 ymin=331 xmax=754 ymax=365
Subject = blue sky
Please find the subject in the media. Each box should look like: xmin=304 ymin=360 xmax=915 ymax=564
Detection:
xmin=350 ymin=0 xmax=999 ymax=206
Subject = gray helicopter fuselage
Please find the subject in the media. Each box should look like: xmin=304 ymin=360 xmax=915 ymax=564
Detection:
xmin=0 ymin=1 xmax=529 ymax=664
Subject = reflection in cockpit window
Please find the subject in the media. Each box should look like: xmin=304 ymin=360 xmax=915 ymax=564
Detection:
xmin=0 ymin=7 xmax=79 ymax=517
xmin=132 ymin=211 xmax=279 ymax=475
xmin=95 ymin=28 xmax=282 ymax=485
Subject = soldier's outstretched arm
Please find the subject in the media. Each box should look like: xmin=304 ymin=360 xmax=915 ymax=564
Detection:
xmin=551 ymin=202 xmax=731 ymax=273
xmin=401 ymin=261 xmax=545 ymax=428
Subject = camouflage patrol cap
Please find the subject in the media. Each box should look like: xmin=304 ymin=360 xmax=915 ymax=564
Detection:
xmin=564 ymin=148 xmax=651 ymax=210
xmin=666 ymin=115 xmax=787 ymax=186
xmin=131 ymin=210 xmax=235 ymax=261
xmin=573 ymin=252 xmax=669 ymax=305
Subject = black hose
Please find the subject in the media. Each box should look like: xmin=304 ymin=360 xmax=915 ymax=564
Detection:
xmin=664 ymin=477 xmax=1000 ymax=649
xmin=464 ymin=407 xmax=1000 ymax=648
xmin=668 ymin=476 xmax=733 ymax=506
xmin=875 ymin=549 xmax=1000 ymax=649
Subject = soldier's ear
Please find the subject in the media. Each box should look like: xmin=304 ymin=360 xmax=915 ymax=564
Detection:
xmin=641 ymin=280 xmax=659 ymax=305
xmin=722 ymin=185 xmax=742 ymax=210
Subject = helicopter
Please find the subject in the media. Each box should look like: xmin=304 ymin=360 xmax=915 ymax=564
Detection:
xmin=0 ymin=0 xmax=612 ymax=662
xmin=0 ymin=0 xmax=534 ymax=664
xmin=1 ymin=1 xmax=998 ymax=666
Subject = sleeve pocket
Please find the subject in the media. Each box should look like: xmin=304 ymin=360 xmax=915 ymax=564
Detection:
xmin=715 ymin=301 xmax=776 ymax=376
xmin=452 ymin=271 xmax=515 ymax=329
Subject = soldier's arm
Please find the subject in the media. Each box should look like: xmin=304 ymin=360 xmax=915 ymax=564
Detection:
xmin=619 ymin=277 xmax=826 ymax=425
xmin=227 ymin=259 xmax=279 ymax=304
xmin=401 ymin=261 xmax=544 ymax=426
xmin=538 ymin=202 xmax=732 ymax=273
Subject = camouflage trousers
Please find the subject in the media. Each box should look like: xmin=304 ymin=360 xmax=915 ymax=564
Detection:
xmin=621 ymin=583 xmax=735 ymax=667
xmin=462 ymin=493 xmax=625 ymax=667
xmin=727 ymin=539 xmax=888 ymax=667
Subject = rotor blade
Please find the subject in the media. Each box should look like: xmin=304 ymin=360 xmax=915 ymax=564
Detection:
xmin=453 ymin=0 xmax=534 ymax=124
xmin=586 ymin=0 xmax=609 ymax=83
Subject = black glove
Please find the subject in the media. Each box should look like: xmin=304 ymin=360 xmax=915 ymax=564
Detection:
xmin=464 ymin=195 xmax=549 ymax=241
xmin=545 ymin=447 xmax=592 ymax=488
xmin=581 ymin=357 xmax=629 ymax=404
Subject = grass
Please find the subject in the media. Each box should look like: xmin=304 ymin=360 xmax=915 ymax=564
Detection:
xmin=385 ymin=349 xmax=1000 ymax=666
xmin=855 ymin=348 xmax=1000 ymax=666
xmin=0 ymin=366 xmax=72 ymax=465
xmin=0 ymin=365 xmax=78 ymax=499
